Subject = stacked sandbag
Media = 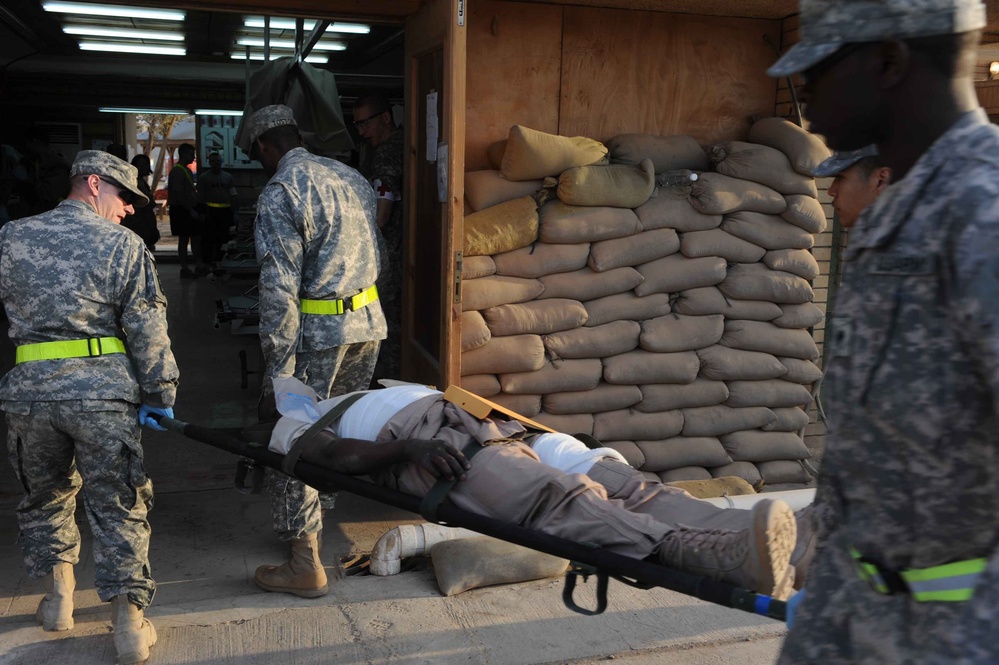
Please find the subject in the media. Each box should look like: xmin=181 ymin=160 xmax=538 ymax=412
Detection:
xmin=460 ymin=122 xmax=828 ymax=488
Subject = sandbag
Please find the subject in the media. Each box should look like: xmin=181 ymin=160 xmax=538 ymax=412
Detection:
xmin=538 ymin=266 xmax=644 ymax=302
xmin=493 ymin=242 xmax=590 ymax=278
xmin=543 ymin=320 xmax=641 ymax=360
xmin=672 ymin=287 xmax=783 ymax=321
xmin=487 ymin=393 xmax=542 ymax=418
xmin=464 ymin=196 xmax=539 ymax=257
xmin=540 ymin=201 xmax=642 ymax=244
xmin=459 ymin=373 xmax=501 ymax=397
xmin=781 ymin=194 xmax=827 ymax=233
xmin=779 ymin=357 xmax=824 ymax=384
xmin=682 ymin=405 xmax=776 ymax=437
xmin=603 ymin=350 xmax=700 ymax=385
xmin=719 ymin=263 xmax=814 ymax=304
xmin=635 ymin=379 xmax=729 ymax=412
xmin=719 ymin=430 xmax=811 ymax=462
xmin=487 ymin=139 xmax=506 ymax=170
xmin=483 ymin=299 xmax=587 ymax=336
xmin=606 ymin=133 xmax=710 ymax=172
xmin=501 ymin=125 xmax=608 ymax=181
xmin=724 ymin=380 xmax=814 ymax=408
xmin=747 ymin=117 xmax=831 ymax=176
xmin=556 ymin=159 xmax=655 ymax=208
xmin=710 ymin=141 xmax=818 ymax=196
xmin=584 ymin=292 xmax=672 ymax=327
xmin=697 ymin=345 xmax=789 ymax=381
xmin=431 ymin=537 xmax=569 ymax=596
xmin=464 ymin=255 xmax=497 ymax=279
xmin=772 ymin=302 xmax=825 ymax=329
xmin=688 ymin=173 xmax=787 ymax=216
xmin=640 ymin=313 xmax=724 ymax=353
xmin=709 ymin=461 xmax=762 ymax=487
xmin=465 ymin=170 xmax=544 ymax=212
xmin=755 ymin=460 xmax=812 ymax=485
xmin=659 ymin=467 xmax=713 ymax=482
xmin=589 ymin=228 xmax=680 ymax=272
xmin=593 ymin=409 xmax=684 ymax=442
xmin=636 ymin=195 xmax=722 ymax=232
xmin=637 ymin=437 xmax=732 ymax=472
xmin=635 ymin=254 xmax=727 ymax=296
xmin=461 ymin=310 xmax=491 ymax=351
xmin=679 ymin=229 xmax=766 ymax=263
xmin=500 ymin=358 xmax=603 ymax=395
xmin=764 ymin=249 xmax=820 ymax=280
xmin=721 ymin=211 xmax=815 ymax=251
xmin=762 ymin=407 xmax=811 ymax=432
xmin=603 ymin=440 xmax=645 ymax=468
xmin=461 ymin=275 xmax=545 ymax=312
xmin=667 ymin=475 xmax=756 ymax=497
xmin=542 ymin=383 xmax=643 ymax=415
xmin=532 ymin=412 xmax=594 ymax=436
xmin=721 ymin=320 xmax=821 ymax=360
xmin=461 ymin=334 xmax=546 ymax=376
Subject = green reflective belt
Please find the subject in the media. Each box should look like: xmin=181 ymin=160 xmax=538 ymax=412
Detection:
xmin=16 ymin=337 xmax=126 ymax=364
xmin=851 ymin=548 xmax=986 ymax=602
xmin=301 ymin=285 xmax=378 ymax=315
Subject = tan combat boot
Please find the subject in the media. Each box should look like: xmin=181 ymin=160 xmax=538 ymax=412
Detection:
xmin=36 ymin=562 xmax=75 ymax=631
xmin=254 ymin=533 xmax=329 ymax=598
xmin=658 ymin=499 xmax=797 ymax=600
xmin=791 ymin=504 xmax=817 ymax=590
xmin=111 ymin=595 xmax=157 ymax=665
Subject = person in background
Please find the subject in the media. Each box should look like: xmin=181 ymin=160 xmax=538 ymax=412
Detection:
xmin=0 ymin=151 xmax=179 ymax=665
xmin=168 ymin=143 xmax=204 ymax=278
xmin=196 ymin=151 xmax=239 ymax=269
xmin=120 ymin=154 xmax=160 ymax=254
xmin=812 ymin=145 xmax=891 ymax=229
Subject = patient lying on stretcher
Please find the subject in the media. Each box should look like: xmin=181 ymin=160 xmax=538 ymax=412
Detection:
xmin=267 ymin=378 xmax=803 ymax=599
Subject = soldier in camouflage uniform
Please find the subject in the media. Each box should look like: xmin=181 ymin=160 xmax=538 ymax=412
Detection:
xmin=355 ymin=93 xmax=404 ymax=384
xmin=768 ymin=0 xmax=999 ymax=662
xmin=0 ymin=151 xmax=179 ymax=665
xmin=245 ymin=105 xmax=387 ymax=598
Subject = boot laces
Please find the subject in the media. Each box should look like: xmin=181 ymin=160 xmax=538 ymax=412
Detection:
xmin=662 ymin=525 xmax=749 ymax=569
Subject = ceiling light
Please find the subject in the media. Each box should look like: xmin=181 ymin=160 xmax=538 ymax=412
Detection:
xmin=100 ymin=107 xmax=189 ymax=114
xmin=80 ymin=42 xmax=186 ymax=55
xmin=43 ymin=2 xmax=185 ymax=21
xmin=64 ymin=26 xmax=185 ymax=41
xmin=237 ymin=37 xmax=345 ymax=51
xmin=195 ymin=109 xmax=243 ymax=116
xmin=230 ymin=52 xmax=329 ymax=64
xmin=243 ymin=18 xmax=370 ymax=34
xmin=990 ymin=61 xmax=999 ymax=80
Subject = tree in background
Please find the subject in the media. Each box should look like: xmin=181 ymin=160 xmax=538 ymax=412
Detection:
xmin=136 ymin=114 xmax=189 ymax=192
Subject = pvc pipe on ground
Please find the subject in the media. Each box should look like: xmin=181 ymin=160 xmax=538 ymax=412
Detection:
xmin=700 ymin=488 xmax=815 ymax=511
xmin=370 ymin=523 xmax=480 ymax=576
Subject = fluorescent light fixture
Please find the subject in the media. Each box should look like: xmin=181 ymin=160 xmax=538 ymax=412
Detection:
xmin=64 ymin=26 xmax=185 ymax=41
xmin=230 ymin=52 xmax=329 ymax=64
xmin=100 ymin=107 xmax=189 ymax=114
xmin=243 ymin=18 xmax=369 ymax=34
xmin=195 ymin=109 xmax=243 ymax=116
xmin=237 ymin=37 xmax=345 ymax=51
xmin=80 ymin=42 xmax=186 ymax=56
xmin=43 ymin=2 xmax=185 ymax=21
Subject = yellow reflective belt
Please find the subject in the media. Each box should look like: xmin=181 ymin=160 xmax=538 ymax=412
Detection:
xmin=301 ymin=285 xmax=378 ymax=315
xmin=851 ymin=548 xmax=985 ymax=602
xmin=16 ymin=337 xmax=126 ymax=364
xmin=206 ymin=202 xmax=231 ymax=208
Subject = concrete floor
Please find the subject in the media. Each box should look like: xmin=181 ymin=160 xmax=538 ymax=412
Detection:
xmin=0 ymin=253 xmax=787 ymax=665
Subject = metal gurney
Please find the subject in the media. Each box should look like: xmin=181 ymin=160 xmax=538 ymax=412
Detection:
xmin=214 ymin=289 xmax=259 ymax=334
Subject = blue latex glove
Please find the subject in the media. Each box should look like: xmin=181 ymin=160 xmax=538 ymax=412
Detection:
xmin=785 ymin=589 xmax=805 ymax=628
xmin=138 ymin=405 xmax=174 ymax=432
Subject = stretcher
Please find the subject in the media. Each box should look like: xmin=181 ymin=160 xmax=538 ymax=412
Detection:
xmin=214 ymin=289 xmax=259 ymax=335
xmin=152 ymin=413 xmax=789 ymax=622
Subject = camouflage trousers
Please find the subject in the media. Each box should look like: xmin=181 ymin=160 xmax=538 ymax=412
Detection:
xmin=4 ymin=400 xmax=155 ymax=608
xmin=373 ymin=242 xmax=401 ymax=383
xmin=267 ymin=340 xmax=380 ymax=541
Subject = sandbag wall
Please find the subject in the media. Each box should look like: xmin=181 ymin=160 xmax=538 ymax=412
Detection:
xmin=460 ymin=119 xmax=831 ymax=488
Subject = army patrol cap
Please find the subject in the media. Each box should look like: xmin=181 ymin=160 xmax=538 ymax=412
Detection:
xmin=70 ymin=150 xmax=149 ymax=207
xmin=812 ymin=144 xmax=880 ymax=177
xmin=246 ymin=104 xmax=299 ymax=145
xmin=768 ymin=0 xmax=987 ymax=77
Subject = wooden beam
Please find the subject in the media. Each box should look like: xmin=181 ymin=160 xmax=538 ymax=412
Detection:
xmin=90 ymin=0 xmax=420 ymax=22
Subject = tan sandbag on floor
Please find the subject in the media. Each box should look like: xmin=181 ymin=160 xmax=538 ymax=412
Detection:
xmin=461 ymin=310 xmax=491 ymax=352
xmin=762 ymin=407 xmax=811 ymax=432
xmin=539 ymin=201 xmax=641 ymax=244
xmin=606 ymin=133 xmax=710 ymax=172
xmin=709 ymin=461 xmax=763 ymax=487
xmin=501 ymin=125 xmax=609 ymax=181
xmin=464 ymin=196 xmax=539 ymax=257
xmin=755 ymin=460 xmax=812 ymax=485
xmin=493 ymin=242 xmax=590 ymax=278
xmin=557 ymin=159 xmax=655 ymax=208
xmin=461 ymin=334 xmax=546 ymax=376
xmin=660 ymin=467 xmax=713 ymax=482
xmin=672 ymin=287 xmax=783 ymax=321
xmin=465 ymin=170 xmax=545 ymax=212
xmin=719 ymin=430 xmax=811 ymax=462
xmin=603 ymin=349 xmax=701 ymax=385
xmin=542 ymin=383 xmax=643 ymax=415
xmin=635 ymin=254 xmax=727 ymax=296
xmin=697 ymin=345 xmax=789 ymax=381
xmin=764 ymin=249 xmax=820 ymax=280
xmin=635 ymin=379 xmax=730 ymax=412
xmin=500 ymin=358 xmax=603 ymax=394
xmin=747 ymin=117 xmax=832 ymax=176
xmin=532 ymin=412 xmax=594 ymax=436
xmin=719 ymin=263 xmax=815 ymax=304
xmin=640 ymin=313 xmax=725 ymax=353
xmin=584 ymin=292 xmax=672 ymax=327
xmin=464 ymin=255 xmax=497 ymax=279
xmin=779 ymin=357 xmax=824 ymax=384
xmin=772 ymin=302 xmax=825 ymax=329
xmin=431 ymin=537 xmax=569 ymax=597
xmin=589 ymin=228 xmax=680 ymax=272
xmin=459 ymin=373 xmax=501 ymax=397
xmin=667 ymin=475 xmax=756 ymax=498
xmin=483 ymin=298 xmax=588 ymax=337
xmin=543 ymin=320 xmax=641 ymax=360
xmin=679 ymin=228 xmax=766 ymax=263
xmin=682 ymin=405 xmax=777 ymax=437
xmin=636 ymin=194 xmax=722 ymax=232
xmin=593 ymin=408 xmax=684 ymax=442
xmin=710 ymin=141 xmax=818 ymax=197
xmin=487 ymin=393 xmax=543 ymax=418
xmin=721 ymin=320 xmax=821 ymax=360
xmin=725 ymin=380 xmax=814 ymax=408
xmin=487 ymin=139 xmax=506 ymax=170
xmin=689 ymin=173 xmax=787 ymax=216
xmin=538 ymin=266 xmax=645 ymax=302
xmin=603 ymin=440 xmax=645 ymax=468
xmin=461 ymin=275 xmax=545 ymax=312
xmin=721 ymin=211 xmax=815 ymax=251
xmin=781 ymin=194 xmax=828 ymax=233
xmin=637 ymin=436 xmax=732 ymax=472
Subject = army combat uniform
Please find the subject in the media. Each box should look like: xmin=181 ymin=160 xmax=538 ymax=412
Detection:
xmin=0 ymin=198 xmax=179 ymax=609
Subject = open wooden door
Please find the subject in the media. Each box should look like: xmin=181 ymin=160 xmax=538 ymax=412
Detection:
xmin=402 ymin=0 xmax=466 ymax=390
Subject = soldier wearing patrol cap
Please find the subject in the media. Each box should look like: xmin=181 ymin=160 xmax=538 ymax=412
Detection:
xmin=769 ymin=0 xmax=999 ymax=663
xmin=0 ymin=150 xmax=179 ymax=664
xmin=812 ymin=145 xmax=891 ymax=228
xmin=242 ymin=105 xmax=386 ymax=598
